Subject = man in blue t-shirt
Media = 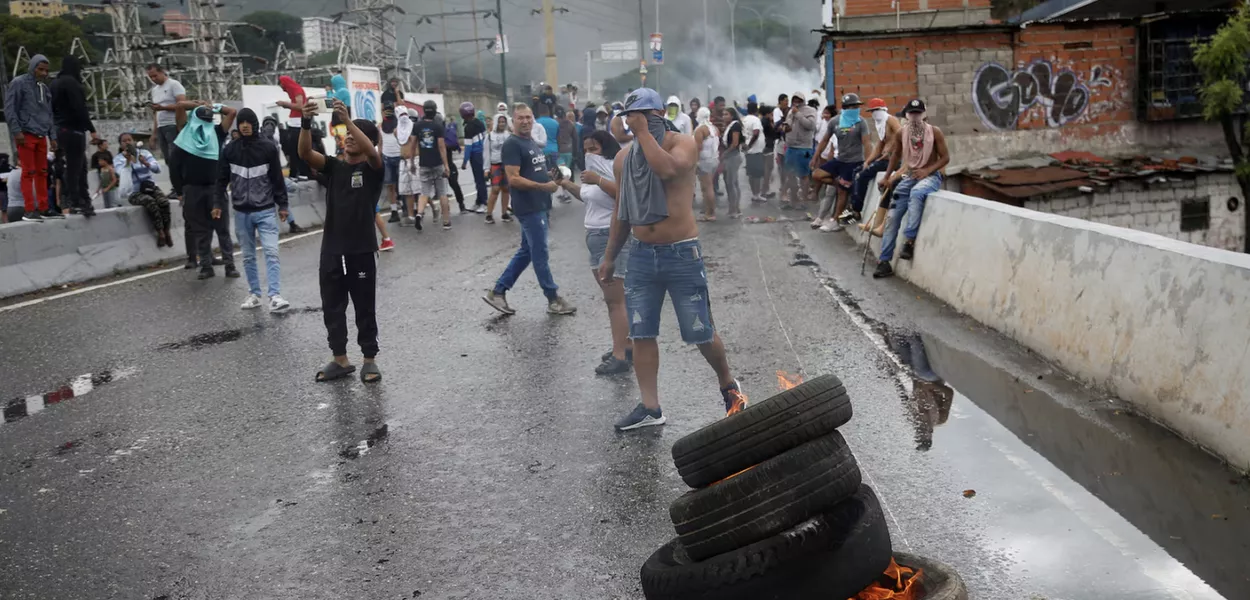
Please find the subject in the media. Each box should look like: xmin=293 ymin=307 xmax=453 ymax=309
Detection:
xmin=536 ymin=105 xmax=561 ymax=172
xmin=483 ymin=104 xmax=576 ymax=317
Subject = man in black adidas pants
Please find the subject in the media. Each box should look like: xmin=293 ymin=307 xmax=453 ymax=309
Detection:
xmin=299 ymin=99 xmax=385 ymax=384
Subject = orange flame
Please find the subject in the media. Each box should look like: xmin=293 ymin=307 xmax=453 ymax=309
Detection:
xmin=850 ymin=558 xmax=924 ymax=600
xmin=776 ymin=370 xmax=803 ymax=391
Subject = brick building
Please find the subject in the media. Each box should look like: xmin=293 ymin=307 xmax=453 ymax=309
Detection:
xmin=821 ymin=0 xmax=994 ymax=31
xmin=817 ymin=0 xmax=1246 ymax=251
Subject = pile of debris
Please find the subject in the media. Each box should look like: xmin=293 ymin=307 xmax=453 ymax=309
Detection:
xmin=639 ymin=375 xmax=967 ymax=599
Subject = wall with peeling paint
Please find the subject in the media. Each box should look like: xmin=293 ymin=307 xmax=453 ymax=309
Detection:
xmin=872 ymin=191 xmax=1250 ymax=472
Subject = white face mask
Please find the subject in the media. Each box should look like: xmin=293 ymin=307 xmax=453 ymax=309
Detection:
xmin=872 ymin=110 xmax=889 ymax=128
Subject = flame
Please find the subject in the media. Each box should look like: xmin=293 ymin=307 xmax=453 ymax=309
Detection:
xmin=850 ymin=558 xmax=924 ymax=600
xmin=777 ymin=370 xmax=803 ymax=391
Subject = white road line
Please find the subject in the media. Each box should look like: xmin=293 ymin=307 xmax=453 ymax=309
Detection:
xmin=0 ymin=230 xmax=324 ymax=314
xmin=751 ymin=233 xmax=806 ymax=375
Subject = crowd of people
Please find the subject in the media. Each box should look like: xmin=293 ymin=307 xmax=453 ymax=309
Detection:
xmin=0 ymin=55 xmax=949 ymax=429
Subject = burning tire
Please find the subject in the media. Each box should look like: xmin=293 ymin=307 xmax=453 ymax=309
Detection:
xmin=669 ymin=431 xmax=861 ymax=561
xmin=641 ymin=484 xmax=892 ymax=600
xmin=671 ymin=374 xmax=851 ymax=488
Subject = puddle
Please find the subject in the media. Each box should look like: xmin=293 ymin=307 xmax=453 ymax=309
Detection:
xmin=157 ymin=324 xmax=262 ymax=351
xmin=915 ymin=333 xmax=1250 ymax=599
xmin=338 ymin=423 xmax=389 ymax=460
xmin=3 ymin=367 xmax=138 ymax=426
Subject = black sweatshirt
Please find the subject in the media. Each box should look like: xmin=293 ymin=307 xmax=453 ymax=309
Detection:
xmin=50 ymin=56 xmax=95 ymax=133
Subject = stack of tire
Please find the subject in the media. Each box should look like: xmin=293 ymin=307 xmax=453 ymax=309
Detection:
xmin=641 ymin=375 xmax=894 ymax=600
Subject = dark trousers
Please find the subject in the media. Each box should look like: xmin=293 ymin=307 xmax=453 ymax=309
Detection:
xmin=446 ymin=148 xmax=465 ymax=206
xmin=281 ymin=127 xmax=308 ymax=178
xmin=58 ymin=129 xmax=90 ymax=212
xmin=158 ymin=125 xmax=182 ymax=196
xmin=183 ymin=197 xmax=234 ymax=266
xmin=320 ymin=252 xmax=379 ymax=359
xmin=128 ymin=188 xmax=171 ymax=231
xmin=852 ymin=159 xmax=890 ymax=213
xmin=469 ymin=152 xmax=487 ymax=206
xmin=182 ymin=185 xmax=216 ymax=269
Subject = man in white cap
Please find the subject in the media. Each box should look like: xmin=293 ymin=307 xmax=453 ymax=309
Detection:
xmin=665 ymin=96 xmax=693 ymax=136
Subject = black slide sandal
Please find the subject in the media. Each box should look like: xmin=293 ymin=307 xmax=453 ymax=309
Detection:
xmin=316 ymin=362 xmax=356 ymax=382
xmin=360 ymin=362 xmax=382 ymax=384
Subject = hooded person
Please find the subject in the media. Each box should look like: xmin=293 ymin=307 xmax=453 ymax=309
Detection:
xmin=665 ymin=96 xmax=693 ymax=136
xmin=600 ymin=87 xmax=748 ymax=432
xmin=461 ymin=102 xmax=489 ymax=210
xmin=581 ymin=105 xmax=598 ymax=137
xmin=217 ymin=108 xmax=291 ymax=312
xmin=5 ymin=54 xmax=57 ymax=221
xmin=51 ymin=55 xmax=101 ymax=216
xmin=174 ymin=102 xmax=238 ymax=279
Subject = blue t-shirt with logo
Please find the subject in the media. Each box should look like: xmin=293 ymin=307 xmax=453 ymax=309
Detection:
xmin=537 ymin=116 xmax=560 ymax=156
xmin=501 ymin=135 xmax=552 ymax=216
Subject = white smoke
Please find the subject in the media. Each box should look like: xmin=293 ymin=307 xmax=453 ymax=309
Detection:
xmin=660 ymin=25 xmax=823 ymax=107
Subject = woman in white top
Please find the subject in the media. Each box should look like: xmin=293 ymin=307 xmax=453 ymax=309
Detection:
xmin=482 ymin=113 xmax=512 ymax=224
xmin=555 ymin=130 xmax=633 ymax=375
xmin=693 ymin=107 xmax=720 ymax=221
xmin=380 ymin=106 xmax=405 ymax=222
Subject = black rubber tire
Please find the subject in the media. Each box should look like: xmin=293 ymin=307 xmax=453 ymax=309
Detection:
xmin=672 ymin=374 xmax=851 ymax=488
xmin=670 ymin=431 xmax=861 ymax=561
xmin=642 ymin=485 xmax=892 ymax=600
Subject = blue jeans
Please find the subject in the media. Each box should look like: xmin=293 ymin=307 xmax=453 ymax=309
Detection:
xmin=235 ymin=208 xmax=282 ymax=297
xmin=625 ymin=239 xmax=715 ymax=345
xmin=468 ymin=151 xmax=487 ymax=206
xmin=880 ymin=174 xmax=943 ymax=262
xmin=852 ymin=158 xmax=890 ymax=213
xmin=494 ymin=211 xmax=558 ymax=300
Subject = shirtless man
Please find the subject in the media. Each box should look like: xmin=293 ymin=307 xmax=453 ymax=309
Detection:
xmin=853 ymin=99 xmax=903 ymax=235
xmin=599 ymin=88 xmax=748 ymax=431
xmin=874 ymin=98 xmax=949 ymax=279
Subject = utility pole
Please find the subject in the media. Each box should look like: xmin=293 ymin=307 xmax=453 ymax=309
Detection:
xmin=439 ymin=0 xmax=452 ymax=82
xmin=542 ymin=0 xmax=557 ymax=85
xmin=654 ymin=0 xmax=660 ymax=91
xmin=496 ymin=0 xmax=508 ymax=104
xmin=637 ymin=0 xmax=645 ymax=88
xmin=470 ymin=0 xmax=483 ymax=79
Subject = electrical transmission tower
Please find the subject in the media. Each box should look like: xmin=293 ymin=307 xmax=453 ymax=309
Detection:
xmin=180 ymin=0 xmax=250 ymax=102
xmin=340 ymin=0 xmax=404 ymax=76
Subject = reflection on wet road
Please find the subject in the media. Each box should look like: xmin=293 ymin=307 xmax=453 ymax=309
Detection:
xmin=0 ymin=201 xmax=1245 ymax=599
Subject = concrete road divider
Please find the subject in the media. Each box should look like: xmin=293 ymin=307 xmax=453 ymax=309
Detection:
xmin=841 ymin=188 xmax=1250 ymax=472
xmin=0 ymin=181 xmax=324 ymax=300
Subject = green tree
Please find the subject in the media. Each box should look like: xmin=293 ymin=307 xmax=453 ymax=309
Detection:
xmin=1193 ymin=5 xmax=1250 ymax=253
xmin=0 ymin=14 xmax=93 ymax=76
xmin=60 ymin=13 xmax=113 ymax=61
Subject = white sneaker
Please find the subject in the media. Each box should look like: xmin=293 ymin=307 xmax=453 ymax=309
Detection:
xmin=810 ymin=218 xmax=823 ymax=229
xmin=240 ymin=294 xmax=262 ymax=310
xmin=820 ymin=222 xmax=844 ymax=233
xmin=269 ymin=295 xmax=291 ymax=313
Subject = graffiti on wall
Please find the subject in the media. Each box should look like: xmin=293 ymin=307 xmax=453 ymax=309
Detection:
xmin=972 ymin=61 xmax=1115 ymax=131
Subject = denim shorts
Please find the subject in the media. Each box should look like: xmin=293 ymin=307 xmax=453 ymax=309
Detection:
xmin=785 ymin=147 xmax=814 ymax=178
xmin=625 ymin=238 xmax=715 ymax=345
xmin=383 ymin=156 xmax=401 ymax=185
xmin=586 ymin=228 xmax=628 ymax=277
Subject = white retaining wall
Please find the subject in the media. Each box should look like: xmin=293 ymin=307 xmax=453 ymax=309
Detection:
xmin=0 ymin=181 xmax=324 ymax=299
xmin=845 ymin=186 xmax=1250 ymax=471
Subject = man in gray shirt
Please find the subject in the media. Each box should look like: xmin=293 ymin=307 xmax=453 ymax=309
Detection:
xmin=781 ymin=91 xmax=819 ymax=209
xmin=813 ymin=93 xmax=871 ymax=232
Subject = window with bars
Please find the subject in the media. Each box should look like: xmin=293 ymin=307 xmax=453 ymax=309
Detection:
xmin=1140 ymin=15 xmax=1237 ymax=122
xmin=1181 ymin=197 xmax=1211 ymax=232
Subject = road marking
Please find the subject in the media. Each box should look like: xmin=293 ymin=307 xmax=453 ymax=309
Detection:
xmin=0 ymin=230 xmax=324 ymax=314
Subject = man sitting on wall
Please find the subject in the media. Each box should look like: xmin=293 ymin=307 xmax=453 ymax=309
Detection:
xmin=874 ymin=99 xmax=949 ymax=280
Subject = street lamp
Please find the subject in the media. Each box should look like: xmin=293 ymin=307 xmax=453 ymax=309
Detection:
xmin=739 ymin=5 xmax=764 ymax=33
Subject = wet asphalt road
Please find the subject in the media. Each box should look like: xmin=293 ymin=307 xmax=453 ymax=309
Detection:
xmin=1 ymin=186 xmax=1248 ymax=599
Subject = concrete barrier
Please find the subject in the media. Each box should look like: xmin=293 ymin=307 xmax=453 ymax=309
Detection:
xmin=0 ymin=181 xmax=324 ymax=300
xmin=842 ymin=188 xmax=1250 ymax=471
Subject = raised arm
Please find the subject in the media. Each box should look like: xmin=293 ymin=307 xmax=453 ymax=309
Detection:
xmin=298 ymin=104 xmax=328 ymax=173
xmin=218 ymin=105 xmax=237 ymax=133
xmin=625 ymin=112 xmax=696 ymax=180
xmin=337 ymin=102 xmax=382 ymax=170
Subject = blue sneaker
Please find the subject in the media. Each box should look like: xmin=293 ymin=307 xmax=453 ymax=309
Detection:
xmin=615 ymin=403 xmax=666 ymax=431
